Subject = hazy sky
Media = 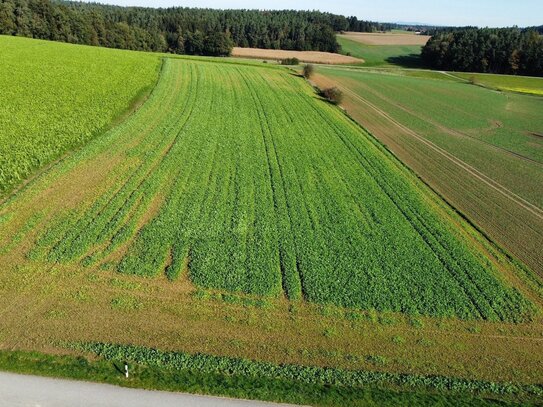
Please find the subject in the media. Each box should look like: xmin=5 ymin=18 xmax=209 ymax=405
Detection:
xmin=87 ymin=0 xmax=542 ymax=27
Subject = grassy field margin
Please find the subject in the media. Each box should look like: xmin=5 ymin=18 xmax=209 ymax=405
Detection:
xmin=0 ymin=346 xmax=540 ymax=406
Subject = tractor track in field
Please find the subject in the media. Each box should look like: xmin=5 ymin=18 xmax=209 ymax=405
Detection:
xmin=335 ymin=83 xmax=543 ymax=222
xmin=362 ymin=76 xmax=543 ymax=169
xmin=319 ymin=66 xmax=543 ymax=169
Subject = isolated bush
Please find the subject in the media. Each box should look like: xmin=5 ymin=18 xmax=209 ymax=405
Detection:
xmin=468 ymin=75 xmax=478 ymax=85
xmin=321 ymin=87 xmax=344 ymax=104
xmin=281 ymin=58 xmax=299 ymax=65
xmin=302 ymin=64 xmax=315 ymax=79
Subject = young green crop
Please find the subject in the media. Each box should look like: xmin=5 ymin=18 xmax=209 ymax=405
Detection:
xmin=27 ymin=58 xmax=533 ymax=321
xmin=0 ymin=36 xmax=160 ymax=195
xmin=320 ymin=67 xmax=543 ymax=207
xmin=337 ymin=36 xmax=423 ymax=67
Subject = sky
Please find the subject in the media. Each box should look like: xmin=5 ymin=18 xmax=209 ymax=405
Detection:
xmin=86 ymin=0 xmax=543 ymax=27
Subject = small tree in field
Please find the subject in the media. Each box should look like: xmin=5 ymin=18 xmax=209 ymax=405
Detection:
xmin=302 ymin=64 xmax=314 ymax=79
xmin=281 ymin=57 xmax=299 ymax=65
xmin=322 ymin=87 xmax=343 ymax=104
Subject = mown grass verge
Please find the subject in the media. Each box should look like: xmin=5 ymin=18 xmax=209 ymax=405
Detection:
xmin=0 ymin=346 xmax=538 ymax=406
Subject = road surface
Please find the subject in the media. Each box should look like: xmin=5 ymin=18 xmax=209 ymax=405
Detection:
xmin=0 ymin=372 xmax=300 ymax=407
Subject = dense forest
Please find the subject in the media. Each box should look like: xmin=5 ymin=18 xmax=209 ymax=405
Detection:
xmin=422 ymin=27 xmax=543 ymax=76
xmin=0 ymin=0 xmax=387 ymax=55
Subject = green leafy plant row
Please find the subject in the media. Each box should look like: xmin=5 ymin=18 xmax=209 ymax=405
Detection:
xmin=72 ymin=342 xmax=543 ymax=400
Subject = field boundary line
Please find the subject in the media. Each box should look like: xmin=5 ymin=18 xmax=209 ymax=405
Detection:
xmin=336 ymin=84 xmax=543 ymax=221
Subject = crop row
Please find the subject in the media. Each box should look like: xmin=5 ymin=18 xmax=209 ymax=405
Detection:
xmin=72 ymin=342 xmax=543 ymax=399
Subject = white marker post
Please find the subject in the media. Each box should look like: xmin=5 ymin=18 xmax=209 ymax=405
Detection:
xmin=124 ymin=363 xmax=129 ymax=379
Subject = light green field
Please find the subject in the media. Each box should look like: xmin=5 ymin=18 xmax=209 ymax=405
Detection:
xmin=337 ymin=36 xmax=423 ymax=67
xmin=317 ymin=66 xmax=543 ymax=274
xmin=453 ymin=72 xmax=543 ymax=95
xmin=0 ymin=36 xmax=160 ymax=195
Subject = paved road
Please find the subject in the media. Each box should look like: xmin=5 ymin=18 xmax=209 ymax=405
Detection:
xmin=0 ymin=372 xmax=299 ymax=407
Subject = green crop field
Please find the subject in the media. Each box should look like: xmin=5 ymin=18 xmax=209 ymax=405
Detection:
xmin=0 ymin=36 xmax=160 ymax=195
xmin=1 ymin=38 xmax=543 ymax=406
xmin=337 ymin=36 xmax=423 ymax=67
xmin=319 ymin=68 xmax=543 ymax=166
xmin=315 ymin=66 xmax=543 ymax=275
xmin=10 ymin=58 xmax=533 ymax=321
xmin=452 ymin=72 xmax=543 ymax=95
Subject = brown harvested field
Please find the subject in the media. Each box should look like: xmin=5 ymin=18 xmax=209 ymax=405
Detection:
xmin=232 ymin=47 xmax=363 ymax=64
xmin=340 ymin=32 xmax=430 ymax=45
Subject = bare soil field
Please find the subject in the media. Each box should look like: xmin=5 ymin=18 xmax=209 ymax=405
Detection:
xmin=340 ymin=32 xmax=430 ymax=46
xmin=231 ymin=47 xmax=363 ymax=64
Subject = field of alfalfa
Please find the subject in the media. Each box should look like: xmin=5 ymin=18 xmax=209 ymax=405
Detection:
xmin=1 ymin=36 xmax=543 ymax=404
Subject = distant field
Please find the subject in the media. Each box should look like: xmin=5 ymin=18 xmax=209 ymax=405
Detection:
xmin=337 ymin=36 xmax=423 ymax=67
xmin=453 ymin=72 xmax=543 ymax=95
xmin=0 ymin=36 xmax=160 ymax=196
xmin=231 ymin=47 xmax=362 ymax=64
xmin=315 ymin=67 xmax=543 ymax=274
xmin=341 ymin=32 xmax=430 ymax=46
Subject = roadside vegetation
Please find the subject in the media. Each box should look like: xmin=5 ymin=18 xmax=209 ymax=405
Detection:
xmin=1 ymin=348 xmax=529 ymax=407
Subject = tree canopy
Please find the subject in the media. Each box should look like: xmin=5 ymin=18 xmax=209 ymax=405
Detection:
xmin=0 ymin=0 xmax=388 ymax=56
xmin=422 ymin=27 xmax=543 ymax=76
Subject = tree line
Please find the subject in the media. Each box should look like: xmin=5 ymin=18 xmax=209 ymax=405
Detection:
xmin=0 ymin=0 xmax=387 ymax=56
xmin=422 ymin=27 xmax=543 ymax=76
